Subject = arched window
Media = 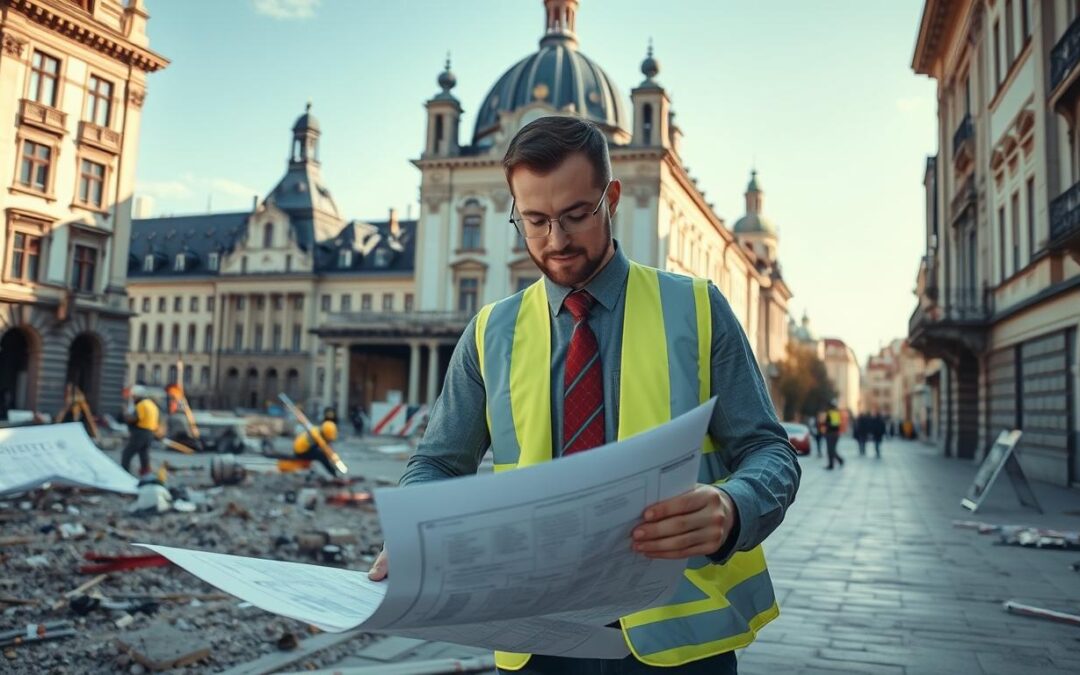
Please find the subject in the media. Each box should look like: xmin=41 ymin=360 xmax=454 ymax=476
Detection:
xmin=135 ymin=364 xmax=146 ymax=383
xmin=459 ymin=199 xmax=485 ymax=251
xmin=151 ymin=364 xmax=161 ymax=384
xmin=138 ymin=324 xmax=147 ymax=351
xmin=154 ymin=324 xmax=163 ymax=352
xmin=263 ymin=222 xmax=273 ymax=249
xmin=642 ymin=103 xmax=653 ymax=145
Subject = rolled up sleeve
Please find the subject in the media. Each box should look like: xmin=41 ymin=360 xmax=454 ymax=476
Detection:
xmin=704 ymin=284 xmax=801 ymax=563
xmin=398 ymin=316 xmax=491 ymax=486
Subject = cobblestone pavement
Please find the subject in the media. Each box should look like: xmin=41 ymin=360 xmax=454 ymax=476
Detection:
xmin=739 ymin=437 xmax=1080 ymax=675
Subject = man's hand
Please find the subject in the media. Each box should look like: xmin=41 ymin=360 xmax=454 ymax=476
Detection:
xmin=368 ymin=547 xmax=389 ymax=580
xmin=632 ymin=484 xmax=739 ymax=559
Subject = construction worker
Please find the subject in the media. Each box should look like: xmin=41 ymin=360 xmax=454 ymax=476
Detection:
xmin=122 ymin=385 xmax=160 ymax=476
xmin=282 ymin=408 xmax=339 ymax=476
xmin=824 ymin=398 xmax=844 ymax=470
xmin=369 ymin=117 xmax=800 ymax=673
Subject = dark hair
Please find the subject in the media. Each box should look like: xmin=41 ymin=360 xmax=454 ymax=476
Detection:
xmin=503 ymin=116 xmax=611 ymax=190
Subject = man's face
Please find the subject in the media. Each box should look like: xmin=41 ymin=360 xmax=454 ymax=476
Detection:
xmin=510 ymin=152 xmax=620 ymax=288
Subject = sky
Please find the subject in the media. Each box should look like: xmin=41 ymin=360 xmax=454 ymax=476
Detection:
xmin=135 ymin=0 xmax=938 ymax=366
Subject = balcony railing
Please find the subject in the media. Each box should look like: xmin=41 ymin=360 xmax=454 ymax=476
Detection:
xmin=1049 ymin=179 xmax=1080 ymax=246
xmin=323 ymin=310 xmax=473 ymax=327
xmin=1051 ymin=16 xmax=1080 ymax=92
xmin=909 ymin=287 xmax=994 ymax=338
xmin=77 ymin=121 xmax=122 ymax=154
xmin=952 ymin=113 xmax=973 ymax=157
xmin=18 ymin=98 xmax=66 ymax=135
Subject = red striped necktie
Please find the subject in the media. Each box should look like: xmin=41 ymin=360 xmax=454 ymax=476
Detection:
xmin=562 ymin=290 xmax=604 ymax=456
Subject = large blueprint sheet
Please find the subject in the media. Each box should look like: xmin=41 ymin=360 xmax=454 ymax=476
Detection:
xmin=142 ymin=399 xmax=714 ymax=658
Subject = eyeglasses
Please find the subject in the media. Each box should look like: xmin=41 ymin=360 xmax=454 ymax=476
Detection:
xmin=509 ymin=181 xmax=612 ymax=239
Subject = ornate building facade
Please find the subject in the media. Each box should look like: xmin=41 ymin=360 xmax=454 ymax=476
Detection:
xmin=0 ymin=0 xmax=166 ymax=419
xmin=910 ymin=0 xmax=1079 ymax=485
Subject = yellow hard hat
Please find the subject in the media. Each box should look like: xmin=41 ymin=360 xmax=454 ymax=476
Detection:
xmin=320 ymin=420 xmax=338 ymax=442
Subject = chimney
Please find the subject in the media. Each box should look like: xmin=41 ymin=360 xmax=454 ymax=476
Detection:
xmin=388 ymin=208 xmax=400 ymax=237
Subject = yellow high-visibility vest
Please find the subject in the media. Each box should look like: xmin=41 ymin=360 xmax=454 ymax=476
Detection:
xmin=134 ymin=398 xmax=159 ymax=431
xmin=474 ymin=262 xmax=778 ymax=669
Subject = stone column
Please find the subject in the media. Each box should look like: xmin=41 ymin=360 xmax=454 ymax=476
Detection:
xmin=244 ymin=293 xmax=254 ymax=350
xmin=408 ymin=340 xmax=421 ymax=405
xmin=282 ymin=294 xmax=292 ymax=352
xmin=336 ymin=344 xmax=350 ymax=422
xmin=321 ymin=342 xmax=335 ymax=412
xmin=263 ymin=293 xmax=273 ymax=353
xmin=426 ymin=340 xmax=440 ymax=405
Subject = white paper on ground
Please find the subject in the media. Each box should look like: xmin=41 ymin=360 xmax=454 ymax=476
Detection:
xmin=140 ymin=398 xmax=715 ymax=658
xmin=0 ymin=423 xmax=137 ymax=496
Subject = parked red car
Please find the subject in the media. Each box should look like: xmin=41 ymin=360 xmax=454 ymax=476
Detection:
xmin=782 ymin=422 xmax=812 ymax=456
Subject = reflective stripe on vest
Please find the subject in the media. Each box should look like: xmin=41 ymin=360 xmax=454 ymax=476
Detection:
xmin=475 ymin=262 xmax=778 ymax=669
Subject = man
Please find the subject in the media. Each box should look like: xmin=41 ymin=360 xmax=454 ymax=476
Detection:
xmin=121 ymin=385 xmax=159 ymax=476
xmin=368 ymin=117 xmax=800 ymax=674
xmin=871 ymin=409 xmax=886 ymax=458
xmin=823 ymin=399 xmax=844 ymax=470
xmin=282 ymin=407 xmax=341 ymax=476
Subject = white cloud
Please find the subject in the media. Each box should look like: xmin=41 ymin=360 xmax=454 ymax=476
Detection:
xmin=252 ymin=0 xmax=319 ymax=20
xmin=136 ymin=174 xmax=261 ymax=215
xmin=135 ymin=179 xmax=192 ymax=200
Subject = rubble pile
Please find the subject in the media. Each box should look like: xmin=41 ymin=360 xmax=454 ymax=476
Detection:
xmin=0 ymin=466 xmax=385 ymax=673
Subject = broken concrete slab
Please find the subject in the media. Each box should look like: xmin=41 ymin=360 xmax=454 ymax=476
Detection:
xmin=116 ymin=624 xmax=211 ymax=671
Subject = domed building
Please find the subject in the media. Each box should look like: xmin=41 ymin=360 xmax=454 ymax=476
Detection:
xmin=408 ymin=0 xmax=793 ymax=397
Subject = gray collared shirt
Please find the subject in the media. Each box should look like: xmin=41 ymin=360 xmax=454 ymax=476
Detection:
xmin=400 ymin=243 xmax=800 ymax=562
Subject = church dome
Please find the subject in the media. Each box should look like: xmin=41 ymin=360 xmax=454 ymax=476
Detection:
xmin=733 ymin=213 xmax=777 ymax=236
xmin=472 ymin=1 xmax=628 ymax=144
xmin=292 ymin=102 xmax=320 ymax=134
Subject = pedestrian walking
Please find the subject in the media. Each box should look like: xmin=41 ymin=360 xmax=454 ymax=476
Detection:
xmin=872 ymin=411 xmax=886 ymax=458
xmin=121 ymin=384 xmax=159 ymax=476
xmin=813 ymin=413 xmax=826 ymax=457
xmin=854 ymin=411 xmax=870 ymax=456
xmin=367 ymin=116 xmax=801 ymax=674
xmin=824 ymin=399 xmax=844 ymax=470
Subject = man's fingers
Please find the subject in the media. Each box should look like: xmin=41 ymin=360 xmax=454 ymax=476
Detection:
xmin=367 ymin=549 xmax=388 ymax=581
xmin=642 ymin=489 xmax=705 ymax=522
xmin=634 ymin=513 xmax=699 ymax=542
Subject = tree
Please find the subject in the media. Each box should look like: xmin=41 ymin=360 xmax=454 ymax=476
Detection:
xmin=775 ymin=342 xmax=837 ymax=421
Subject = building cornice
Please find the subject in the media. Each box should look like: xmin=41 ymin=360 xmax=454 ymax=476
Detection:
xmin=912 ymin=0 xmax=963 ymax=76
xmin=4 ymin=0 xmax=169 ymax=73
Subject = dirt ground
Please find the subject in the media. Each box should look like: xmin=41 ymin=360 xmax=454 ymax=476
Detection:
xmin=0 ymin=461 xmax=388 ymax=674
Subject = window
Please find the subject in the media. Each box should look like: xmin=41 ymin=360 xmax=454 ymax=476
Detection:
xmin=78 ymin=159 xmax=106 ymax=208
xmin=141 ymin=298 xmax=150 ymax=313
xmin=320 ymin=294 xmax=330 ymax=311
xmin=255 ymin=296 xmax=264 ymax=310
xmin=642 ymin=103 xmax=653 ymax=145
xmin=998 ymin=206 xmax=1007 ymax=282
xmin=1011 ymin=191 xmax=1021 ymax=273
xmin=241 ymin=256 xmax=247 ymax=273
xmin=151 ymin=364 xmax=161 ymax=385
xmin=273 ymin=295 xmax=283 ymax=311
xmin=361 ymin=294 xmax=371 ymax=311
xmin=293 ymin=296 xmax=303 ymax=311
xmin=168 ymin=365 xmax=177 ymax=384
xmin=9 ymin=233 xmax=41 ymax=282
xmin=200 ymin=366 xmax=210 ymax=385
xmin=173 ymin=254 xmax=185 ymax=272
xmin=187 ymin=325 xmax=197 ymax=353
xmin=154 ymin=324 xmax=163 ymax=352
xmin=341 ymin=294 xmax=352 ymax=312
xmin=207 ymin=252 xmax=219 ymax=271
xmin=71 ymin=245 xmax=96 ymax=292
xmin=204 ymin=325 xmax=213 ymax=353
xmin=338 ymin=249 xmax=353 ymax=268
xmin=263 ymin=222 xmax=273 ymax=248
xmin=207 ymin=296 xmax=215 ymax=313
xmin=138 ymin=325 xmax=147 ymax=351
xmin=236 ymin=296 xmax=245 ymax=310
xmin=292 ymin=324 xmax=302 ymax=351
xmin=404 ymin=293 xmax=414 ymax=312
xmin=1022 ymin=0 xmax=1031 ymax=41
xmin=170 ymin=324 xmax=180 ymax=352
xmin=254 ymin=324 xmax=264 ymax=352
xmin=85 ymin=75 xmax=113 ymax=127
xmin=1005 ymin=0 xmax=1015 ymax=63
xmin=158 ymin=297 xmax=166 ymax=313
xmin=285 ymin=254 xmax=292 ymax=272
xmin=28 ymin=50 xmax=60 ymax=106
xmin=1026 ymin=177 xmax=1036 ymax=261
xmin=382 ymin=293 xmax=393 ymax=311
xmin=136 ymin=364 xmax=146 ymax=383
xmin=458 ymin=277 xmax=479 ymax=314
xmin=461 ymin=214 xmax=482 ymax=250
xmin=271 ymin=324 xmax=282 ymax=351
xmin=233 ymin=325 xmax=244 ymax=351
xmin=183 ymin=365 xmax=193 ymax=386
xmin=993 ymin=20 xmax=1002 ymax=85
xmin=190 ymin=296 xmax=199 ymax=312
xmin=18 ymin=140 xmax=52 ymax=193
xmin=143 ymin=255 xmax=155 ymax=272
xmin=173 ymin=296 xmax=182 ymax=312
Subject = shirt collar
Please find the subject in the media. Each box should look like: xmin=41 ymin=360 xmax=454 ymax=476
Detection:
xmin=545 ymin=241 xmax=629 ymax=316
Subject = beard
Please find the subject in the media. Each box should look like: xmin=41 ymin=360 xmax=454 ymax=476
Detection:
xmin=528 ymin=216 xmax=612 ymax=288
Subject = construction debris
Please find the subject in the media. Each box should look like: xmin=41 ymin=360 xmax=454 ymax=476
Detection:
xmin=117 ymin=624 xmax=212 ymax=671
xmin=1004 ymin=600 xmax=1080 ymax=627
